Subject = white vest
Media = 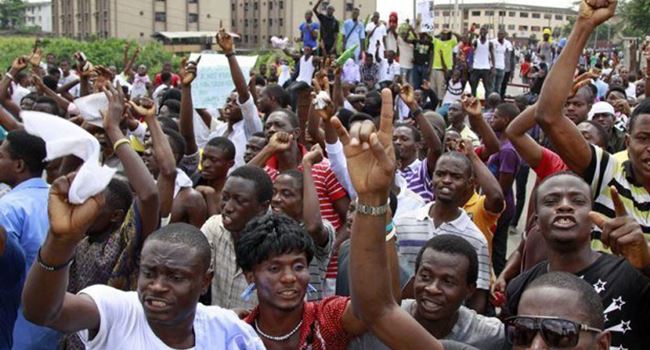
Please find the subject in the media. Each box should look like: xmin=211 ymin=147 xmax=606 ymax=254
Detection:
xmin=297 ymin=55 xmax=315 ymax=85
xmin=473 ymin=38 xmax=491 ymax=70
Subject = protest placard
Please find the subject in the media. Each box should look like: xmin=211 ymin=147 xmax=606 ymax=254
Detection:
xmin=188 ymin=53 xmax=258 ymax=109
xmin=417 ymin=0 xmax=435 ymax=33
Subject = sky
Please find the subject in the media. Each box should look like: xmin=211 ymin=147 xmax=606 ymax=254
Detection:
xmin=377 ymin=0 xmax=576 ymax=22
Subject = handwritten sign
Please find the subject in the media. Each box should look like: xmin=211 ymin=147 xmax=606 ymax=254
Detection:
xmin=188 ymin=53 xmax=258 ymax=109
xmin=417 ymin=0 xmax=435 ymax=33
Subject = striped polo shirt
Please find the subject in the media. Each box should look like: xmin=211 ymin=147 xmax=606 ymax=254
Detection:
xmin=395 ymin=202 xmax=492 ymax=290
xmin=584 ymin=144 xmax=650 ymax=241
xmin=398 ymin=158 xmax=435 ymax=203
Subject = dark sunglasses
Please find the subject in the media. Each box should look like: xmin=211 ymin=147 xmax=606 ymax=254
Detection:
xmin=505 ymin=316 xmax=602 ymax=348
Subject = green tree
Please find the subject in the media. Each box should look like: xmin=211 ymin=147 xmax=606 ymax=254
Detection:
xmin=620 ymin=0 xmax=650 ymax=37
xmin=0 ymin=0 xmax=25 ymax=29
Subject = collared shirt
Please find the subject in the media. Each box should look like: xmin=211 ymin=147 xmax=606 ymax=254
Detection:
xmin=0 ymin=177 xmax=49 ymax=270
xmin=395 ymin=202 xmax=491 ymax=290
xmin=463 ymin=192 xmax=503 ymax=256
xmin=343 ymin=19 xmax=365 ymax=48
xmin=398 ymin=159 xmax=434 ymax=203
xmin=201 ymin=215 xmax=258 ymax=309
xmin=449 ymin=124 xmax=481 ymax=148
xmin=208 ymin=96 xmax=262 ymax=169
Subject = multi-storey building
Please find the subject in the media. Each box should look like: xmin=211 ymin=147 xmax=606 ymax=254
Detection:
xmin=24 ymin=0 xmax=52 ymax=32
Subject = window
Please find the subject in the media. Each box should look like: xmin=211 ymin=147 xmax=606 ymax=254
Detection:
xmin=499 ymin=11 xmax=506 ymax=16
xmin=254 ymin=18 xmax=258 ymax=27
xmin=486 ymin=24 xmax=493 ymax=29
xmin=485 ymin=11 xmax=494 ymax=16
xmin=532 ymin=13 xmax=540 ymax=19
xmin=154 ymin=11 xmax=166 ymax=21
xmin=244 ymin=19 xmax=248 ymax=26
xmin=244 ymin=35 xmax=248 ymax=43
xmin=188 ymin=13 xmax=198 ymax=23
xmin=269 ymin=18 xmax=273 ymax=26
xmin=279 ymin=1 xmax=283 ymax=9
xmin=254 ymin=2 xmax=258 ymax=10
xmin=544 ymin=14 xmax=552 ymax=19
xmin=442 ymin=11 xmax=450 ymax=16
xmin=507 ymin=24 xmax=515 ymax=30
xmin=509 ymin=11 xmax=516 ymax=17
xmin=442 ymin=23 xmax=449 ymax=29
xmin=434 ymin=11 xmax=439 ymax=16
xmin=520 ymin=12 xmax=528 ymax=18
xmin=555 ymin=14 xmax=563 ymax=20
xmin=471 ymin=11 xmax=481 ymax=16
xmin=279 ymin=18 xmax=283 ymax=26
xmin=434 ymin=23 xmax=439 ymax=29
xmin=188 ymin=0 xmax=197 ymax=3
xmin=254 ymin=35 xmax=258 ymax=43
xmin=518 ymin=25 xmax=528 ymax=31
xmin=231 ymin=19 xmax=235 ymax=27
xmin=498 ymin=24 xmax=505 ymax=30
xmin=345 ymin=2 xmax=353 ymax=11
xmin=531 ymin=26 xmax=541 ymax=32
xmin=231 ymin=3 xmax=235 ymax=11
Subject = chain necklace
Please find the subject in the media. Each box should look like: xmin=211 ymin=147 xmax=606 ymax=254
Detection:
xmin=254 ymin=319 xmax=303 ymax=342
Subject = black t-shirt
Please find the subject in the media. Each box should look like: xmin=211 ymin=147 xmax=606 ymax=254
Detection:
xmin=316 ymin=13 xmax=339 ymax=44
xmin=414 ymin=42 xmax=433 ymax=66
xmin=503 ymin=254 xmax=650 ymax=350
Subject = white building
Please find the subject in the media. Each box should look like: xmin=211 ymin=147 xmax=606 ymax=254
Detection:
xmin=24 ymin=0 xmax=52 ymax=32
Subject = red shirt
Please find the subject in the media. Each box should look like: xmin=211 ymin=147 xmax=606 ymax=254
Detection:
xmin=244 ymin=297 xmax=352 ymax=350
xmin=520 ymin=61 xmax=531 ymax=77
xmin=154 ymin=72 xmax=181 ymax=87
xmin=532 ymin=147 xmax=568 ymax=182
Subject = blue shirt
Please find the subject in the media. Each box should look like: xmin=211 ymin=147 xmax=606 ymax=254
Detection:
xmin=0 ymin=177 xmax=49 ymax=271
xmin=343 ymin=19 xmax=365 ymax=47
xmin=0 ymin=235 xmax=25 ymax=350
xmin=300 ymin=21 xmax=320 ymax=49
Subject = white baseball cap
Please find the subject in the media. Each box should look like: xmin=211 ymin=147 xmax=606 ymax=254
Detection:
xmin=588 ymin=101 xmax=615 ymax=120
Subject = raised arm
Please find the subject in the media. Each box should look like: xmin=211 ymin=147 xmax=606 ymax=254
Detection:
xmin=22 ymin=174 xmax=103 ymax=334
xmin=178 ymin=57 xmax=201 ymax=155
xmin=333 ymin=88 xmax=443 ymax=349
xmin=312 ymin=0 xmax=323 ymax=14
xmin=132 ymin=99 xmax=176 ymax=220
xmin=216 ymin=28 xmax=250 ymax=103
xmin=459 ymin=139 xmax=504 ymax=214
xmin=102 ymin=83 xmax=160 ymax=237
xmin=400 ymin=84 xmax=442 ymax=174
xmin=301 ymin=146 xmax=330 ymax=247
xmin=1 ymin=57 xmax=26 ymax=118
xmin=534 ymin=0 xmax=616 ymax=176
xmin=463 ymin=95 xmax=500 ymax=159
xmin=32 ymin=75 xmax=70 ymax=114
xmin=505 ymin=104 xmax=544 ymax=168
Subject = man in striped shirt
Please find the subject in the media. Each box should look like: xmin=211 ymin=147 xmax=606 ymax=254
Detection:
xmin=396 ymin=152 xmax=491 ymax=314
xmin=533 ymin=3 xmax=650 ymax=245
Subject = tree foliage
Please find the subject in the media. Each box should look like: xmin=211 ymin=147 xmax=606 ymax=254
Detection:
xmin=0 ymin=36 xmax=181 ymax=74
xmin=0 ymin=0 xmax=25 ymax=29
xmin=620 ymin=0 xmax=650 ymax=37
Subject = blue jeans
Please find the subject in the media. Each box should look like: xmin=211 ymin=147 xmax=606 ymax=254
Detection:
xmin=492 ymin=69 xmax=505 ymax=96
xmin=400 ymin=67 xmax=412 ymax=85
xmin=412 ymin=65 xmax=429 ymax=92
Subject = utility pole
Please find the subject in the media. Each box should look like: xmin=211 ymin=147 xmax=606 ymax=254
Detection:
xmin=454 ymin=0 xmax=460 ymax=33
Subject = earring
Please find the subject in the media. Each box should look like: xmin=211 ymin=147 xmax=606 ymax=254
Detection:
xmin=240 ymin=283 xmax=256 ymax=301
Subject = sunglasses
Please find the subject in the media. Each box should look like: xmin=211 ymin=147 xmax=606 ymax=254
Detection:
xmin=505 ymin=316 xmax=602 ymax=348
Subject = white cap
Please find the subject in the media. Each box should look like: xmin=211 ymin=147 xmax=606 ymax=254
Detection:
xmin=588 ymin=101 xmax=615 ymax=120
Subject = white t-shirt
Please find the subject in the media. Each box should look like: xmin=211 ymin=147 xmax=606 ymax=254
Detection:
xmin=625 ymin=82 xmax=637 ymax=100
xmin=398 ymin=36 xmax=414 ymax=70
xmin=365 ymin=22 xmax=387 ymax=59
xmin=491 ymin=39 xmax=512 ymax=70
xmin=378 ymin=59 xmax=401 ymax=83
xmin=77 ymin=285 xmax=264 ymax=350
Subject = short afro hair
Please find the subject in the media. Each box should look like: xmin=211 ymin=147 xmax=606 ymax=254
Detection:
xmin=436 ymin=151 xmax=474 ymax=179
xmin=229 ymin=165 xmax=273 ymax=204
xmin=277 ymin=169 xmax=303 ymax=189
xmin=524 ymin=271 xmax=605 ymax=328
xmin=395 ymin=122 xmax=422 ymax=142
xmin=158 ymin=116 xmax=179 ymax=132
xmin=628 ymin=98 xmax=650 ymax=133
xmin=206 ymin=136 xmax=236 ymax=161
xmin=161 ymin=99 xmax=181 ymax=115
xmin=6 ymin=130 xmax=47 ymax=175
xmin=145 ymin=223 xmax=212 ymax=271
xmin=268 ymin=109 xmax=300 ymax=129
xmin=161 ymin=88 xmax=182 ymax=104
xmin=105 ymin=177 xmax=133 ymax=213
xmin=496 ymin=102 xmax=521 ymax=122
xmin=414 ymin=234 xmax=479 ymax=285
xmin=263 ymin=84 xmax=290 ymax=108
xmin=162 ymin=128 xmax=187 ymax=163
xmin=236 ymin=213 xmax=315 ymax=272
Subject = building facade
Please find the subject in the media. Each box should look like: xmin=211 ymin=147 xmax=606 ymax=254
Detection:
xmin=433 ymin=2 xmax=576 ymax=41
xmin=51 ymin=0 xmax=229 ymax=41
xmin=230 ymin=0 xmax=377 ymax=49
xmin=24 ymin=0 xmax=52 ymax=32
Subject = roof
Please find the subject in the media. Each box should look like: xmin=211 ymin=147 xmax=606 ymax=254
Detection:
xmin=434 ymin=1 xmax=577 ymax=14
xmin=153 ymin=31 xmax=217 ymax=40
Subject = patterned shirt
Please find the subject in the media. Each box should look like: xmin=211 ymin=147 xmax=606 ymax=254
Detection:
xmin=360 ymin=63 xmax=379 ymax=84
xmin=395 ymin=202 xmax=491 ymax=290
xmin=399 ymin=158 xmax=434 ymax=203
xmin=244 ymin=297 xmax=352 ymax=350
xmin=201 ymin=215 xmax=258 ymax=310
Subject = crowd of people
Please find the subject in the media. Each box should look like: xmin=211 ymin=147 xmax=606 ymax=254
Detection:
xmin=1 ymin=0 xmax=649 ymax=349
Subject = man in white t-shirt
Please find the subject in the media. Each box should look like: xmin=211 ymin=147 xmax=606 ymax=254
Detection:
xmin=377 ymin=50 xmax=401 ymax=87
xmin=491 ymin=30 xmax=512 ymax=97
xmin=21 ymin=176 xmax=264 ymax=350
xmin=366 ymin=12 xmax=387 ymax=61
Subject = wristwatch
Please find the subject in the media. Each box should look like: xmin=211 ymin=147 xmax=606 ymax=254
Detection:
xmin=356 ymin=202 xmax=389 ymax=216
